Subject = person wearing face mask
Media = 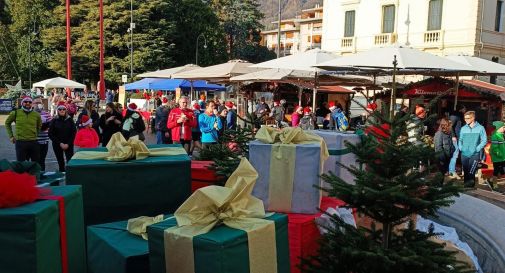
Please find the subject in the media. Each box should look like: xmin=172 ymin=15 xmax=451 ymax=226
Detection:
xmin=33 ymin=96 xmax=52 ymax=171
xmin=5 ymin=96 xmax=42 ymax=162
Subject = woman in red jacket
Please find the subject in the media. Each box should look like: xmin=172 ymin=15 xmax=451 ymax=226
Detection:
xmin=167 ymin=96 xmax=196 ymax=154
xmin=74 ymin=115 xmax=99 ymax=148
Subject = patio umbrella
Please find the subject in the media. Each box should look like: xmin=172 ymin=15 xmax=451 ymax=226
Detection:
xmin=445 ymin=55 xmax=505 ymax=75
xmin=33 ymin=77 xmax=86 ymax=89
xmin=172 ymin=60 xmax=260 ymax=81
xmin=316 ymin=45 xmax=477 ymax=116
xmin=136 ymin=64 xmax=201 ymax=78
xmin=229 ymin=68 xmax=316 ymax=81
xmin=250 ymin=48 xmax=340 ymax=109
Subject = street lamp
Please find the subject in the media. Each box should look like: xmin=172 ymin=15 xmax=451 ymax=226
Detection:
xmin=195 ymin=33 xmax=207 ymax=66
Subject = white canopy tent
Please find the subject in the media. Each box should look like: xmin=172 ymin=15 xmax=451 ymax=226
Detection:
xmin=32 ymin=77 xmax=86 ymax=97
xmin=136 ymin=64 xmax=201 ymax=78
xmin=250 ymin=49 xmax=340 ymax=109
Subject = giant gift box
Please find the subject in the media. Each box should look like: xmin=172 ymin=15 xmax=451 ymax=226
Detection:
xmin=67 ymin=142 xmax=191 ymax=225
xmin=0 ymin=186 xmax=86 ymax=273
xmin=191 ymin=160 xmax=219 ymax=192
xmin=87 ymin=219 xmax=153 ymax=273
xmin=309 ymin=130 xmax=361 ymax=187
xmin=249 ymin=127 xmax=329 ymax=214
xmin=147 ymin=158 xmax=290 ymax=273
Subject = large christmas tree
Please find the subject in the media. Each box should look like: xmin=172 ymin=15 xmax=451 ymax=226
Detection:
xmin=302 ymin=106 xmax=471 ymax=273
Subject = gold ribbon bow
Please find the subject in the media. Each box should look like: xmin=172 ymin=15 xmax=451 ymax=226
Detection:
xmin=163 ymin=158 xmax=278 ymax=273
xmin=72 ymin=132 xmax=187 ymax=161
xmin=127 ymin=214 xmax=165 ymax=240
xmin=254 ymin=126 xmax=329 ymax=212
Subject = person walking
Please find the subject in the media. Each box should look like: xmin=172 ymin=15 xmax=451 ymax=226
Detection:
xmin=434 ymin=118 xmax=455 ymax=175
xmin=199 ymin=101 xmax=222 ymax=148
xmin=154 ymin=97 xmax=171 ymax=144
xmin=74 ymin=115 xmax=100 ymax=148
xmin=99 ymin=102 xmax=123 ymax=146
xmin=458 ymin=111 xmax=487 ymax=187
xmin=33 ymin=96 xmax=52 ymax=171
xmin=167 ymin=96 xmax=196 ymax=153
xmin=489 ymin=121 xmax=505 ymax=189
xmin=121 ymin=103 xmax=146 ymax=141
xmin=5 ymin=96 xmax=42 ymax=162
xmin=49 ymin=103 xmax=76 ymax=172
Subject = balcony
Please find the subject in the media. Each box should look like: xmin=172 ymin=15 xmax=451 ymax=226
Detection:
xmin=341 ymin=37 xmax=354 ymax=49
xmin=374 ymin=33 xmax=397 ymax=45
xmin=424 ymin=30 xmax=444 ymax=48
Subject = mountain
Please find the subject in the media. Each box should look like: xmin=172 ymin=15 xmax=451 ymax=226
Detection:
xmin=258 ymin=0 xmax=323 ymax=30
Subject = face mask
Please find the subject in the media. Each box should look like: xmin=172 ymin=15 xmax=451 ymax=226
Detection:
xmin=37 ymin=104 xmax=44 ymax=110
xmin=22 ymin=105 xmax=33 ymax=112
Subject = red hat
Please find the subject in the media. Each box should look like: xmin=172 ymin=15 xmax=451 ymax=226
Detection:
xmin=21 ymin=96 xmax=33 ymax=104
xmin=57 ymin=101 xmax=67 ymax=110
xmin=162 ymin=97 xmax=168 ymax=104
xmin=193 ymin=103 xmax=201 ymax=110
xmin=80 ymin=115 xmax=92 ymax=127
xmin=128 ymin=103 xmax=137 ymax=111
xmin=225 ymin=101 xmax=234 ymax=109
xmin=328 ymin=101 xmax=336 ymax=110
xmin=303 ymin=107 xmax=311 ymax=115
xmin=366 ymin=102 xmax=377 ymax=111
xmin=274 ymin=100 xmax=280 ymax=106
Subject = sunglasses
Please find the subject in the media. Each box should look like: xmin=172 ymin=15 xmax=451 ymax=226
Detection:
xmin=23 ymin=101 xmax=32 ymax=104
xmin=58 ymin=108 xmax=67 ymax=111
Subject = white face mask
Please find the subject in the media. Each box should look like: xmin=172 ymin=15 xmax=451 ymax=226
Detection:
xmin=37 ymin=104 xmax=44 ymax=110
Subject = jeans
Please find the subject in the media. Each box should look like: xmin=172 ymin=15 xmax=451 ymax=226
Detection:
xmin=461 ymin=152 xmax=480 ymax=187
xmin=448 ymin=140 xmax=459 ymax=174
xmin=156 ymin=131 xmax=163 ymax=144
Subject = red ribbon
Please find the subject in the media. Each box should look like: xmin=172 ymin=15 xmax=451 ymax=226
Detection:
xmin=39 ymin=195 xmax=69 ymax=273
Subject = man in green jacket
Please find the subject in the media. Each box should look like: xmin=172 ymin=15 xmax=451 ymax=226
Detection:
xmin=490 ymin=121 xmax=505 ymax=188
xmin=5 ymin=96 xmax=42 ymax=162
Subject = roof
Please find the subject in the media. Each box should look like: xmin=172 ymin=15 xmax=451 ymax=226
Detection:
xmin=462 ymin=79 xmax=505 ymax=94
xmin=317 ymin=85 xmax=354 ymax=94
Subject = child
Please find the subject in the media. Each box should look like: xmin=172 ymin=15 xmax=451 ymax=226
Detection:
xmin=489 ymin=121 xmax=505 ymax=188
xmin=74 ymin=115 xmax=99 ymax=148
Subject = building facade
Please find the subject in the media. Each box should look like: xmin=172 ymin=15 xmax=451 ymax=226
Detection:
xmin=261 ymin=5 xmax=324 ymax=56
xmin=321 ymin=0 xmax=505 ymax=84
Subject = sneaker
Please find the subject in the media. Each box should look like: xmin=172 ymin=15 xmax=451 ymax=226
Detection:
xmin=449 ymin=173 xmax=461 ymax=180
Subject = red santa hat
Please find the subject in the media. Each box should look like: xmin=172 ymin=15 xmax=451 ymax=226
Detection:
xmin=303 ymin=107 xmax=311 ymax=115
xmin=366 ymin=102 xmax=377 ymax=111
xmin=193 ymin=102 xmax=201 ymax=110
xmin=273 ymin=100 xmax=280 ymax=106
xmin=21 ymin=96 xmax=33 ymax=104
xmin=127 ymin=103 xmax=138 ymax=111
xmin=57 ymin=101 xmax=67 ymax=110
xmin=225 ymin=101 xmax=234 ymax=109
xmin=162 ymin=97 xmax=169 ymax=104
xmin=328 ymin=101 xmax=336 ymax=111
xmin=80 ymin=115 xmax=92 ymax=127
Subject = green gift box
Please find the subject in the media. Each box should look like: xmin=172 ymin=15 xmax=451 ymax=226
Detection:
xmin=147 ymin=213 xmax=290 ymax=273
xmin=66 ymin=144 xmax=191 ymax=225
xmin=87 ymin=220 xmax=150 ymax=273
xmin=0 ymin=185 xmax=86 ymax=273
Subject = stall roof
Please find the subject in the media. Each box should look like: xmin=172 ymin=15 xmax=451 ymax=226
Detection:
xmin=317 ymin=85 xmax=354 ymax=94
xmin=461 ymin=80 xmax=505 ymax=100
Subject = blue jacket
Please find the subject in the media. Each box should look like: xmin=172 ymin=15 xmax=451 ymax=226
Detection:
xmin=226 ymin=110 xmax=237 ymax=130
xmin=458 ymin=121 xmax=487 ymax=157
xmin=199 ymin=112 xmax=222 ymax=143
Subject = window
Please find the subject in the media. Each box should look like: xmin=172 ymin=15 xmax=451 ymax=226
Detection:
xmin=427 ymin=0 xmax=443 ymax=30
xmin=382 ymin=5 xmax=395 ymax=33
xmin=344 ymin=10 xmax=356 ymax=37
xmin=495 ymin=0 xmax=503 ymax=32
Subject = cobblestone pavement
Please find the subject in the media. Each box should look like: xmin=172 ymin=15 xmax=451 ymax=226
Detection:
xmin=0 ymin=114 xmax=158 ymax=172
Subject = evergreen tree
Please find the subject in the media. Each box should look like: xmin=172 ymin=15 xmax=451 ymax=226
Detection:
xmin=301 ymin=107 xmax=470 ymax=273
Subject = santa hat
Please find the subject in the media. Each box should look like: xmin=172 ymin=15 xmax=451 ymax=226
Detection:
xmin=193 ymin=102 xmax=201 ymax=110
xmin=162 ymin=97 xmax=169 ymax=105
xmin=128 ymin=103 xmax=138 ymax=111
xmin=80 ymin=115 xmax=92 ymax=127
xmin=273 ymin=100 xmax=280 ymax=106
xmin=225 ymin=101 xmax=234 ymax=109
xmin=366 ymin=102 xmax=377 ymax=112
xmin=328 ymin=101 xmax=336 ymax=111
xmin=303 ymin=107 xmax=311 ymax=115
xmin=57 ymin=101 xmax=67 ymax=110
xmin=21 ymin=96 xmax=33 ymax=104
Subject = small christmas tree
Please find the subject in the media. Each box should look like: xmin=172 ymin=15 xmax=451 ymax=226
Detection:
xmin=301 ymin=106 xmax=470 ymax=273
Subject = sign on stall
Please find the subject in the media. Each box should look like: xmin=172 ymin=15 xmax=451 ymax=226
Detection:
xmin=0 ymin=99 xmax=13 ymax=113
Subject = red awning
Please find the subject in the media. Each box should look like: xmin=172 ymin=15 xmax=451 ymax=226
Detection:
xmin=400 ymin=78 xmax=505 ymax=100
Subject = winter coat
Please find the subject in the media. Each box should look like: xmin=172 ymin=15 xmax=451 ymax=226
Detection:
xmin=77 ymin=109 xmax=100 ymax=135
xmin=291 ymin=112 xmax=301 ymax=127
xmin=167 ymin=108 xmax=196 ymax=142
xmin=226 ymin=109 xmax=237 ymax=130
xmin=155 ymin=105 xmax=170 ymax=132
xmin=490 ymin=130 xmax=505 ymax=163
xmin=5 ymin=109 xmax=41 ymax=141
xmin=99 ymin=111 xmax=123 ymax=146
xmin=434 ymin=130 xmax=455 ymax=159
xmin=271 ymin=105 xmax=285 ymax=122
xmin=122 ymin=111 xmax=145 ymax=140
xmin=74 ymin=127 xmax=99 ymax=148
xmin=199 ymin=112 xmax=222 ymax=143
xmin=49 ymin=115 xmax=76 ymax=146
xmin=458 ymin=122 xmax=487 ymax=157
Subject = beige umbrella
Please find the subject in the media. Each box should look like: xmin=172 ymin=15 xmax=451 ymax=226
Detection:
xmin=172 ymin=60 xmax=261 ymax=81
xmin=136 ymin=64 xmax=201 ymax=78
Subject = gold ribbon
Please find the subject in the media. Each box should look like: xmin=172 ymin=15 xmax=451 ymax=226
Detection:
xmin=255 ymin=127 xmax=329 ymax=212
xmin=163 ymin=158 xmax=278 ymax=273
xmin=71 ymin=132 xmax=187 ymax=161
xmin=127 ymin=214 xmax=165 ymax=240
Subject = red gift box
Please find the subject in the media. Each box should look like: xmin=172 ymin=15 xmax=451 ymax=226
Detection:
xmin=288 ymin=197 xmax=350 ymax=273
xmin=191 ymin=161 xmax=218 ymax=192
